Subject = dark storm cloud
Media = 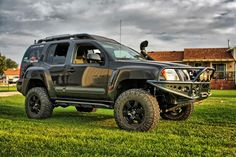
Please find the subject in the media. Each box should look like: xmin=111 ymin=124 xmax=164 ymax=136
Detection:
xmin=0 ymin=0 xmax=236 ymax=63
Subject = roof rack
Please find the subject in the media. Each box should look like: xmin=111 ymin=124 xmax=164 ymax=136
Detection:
xmin=37 ymin=33 xmax=119 ymax=44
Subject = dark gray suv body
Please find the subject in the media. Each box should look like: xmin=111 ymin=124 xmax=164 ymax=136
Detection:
xmin=17 ymin=34 xmax=214 ymax=131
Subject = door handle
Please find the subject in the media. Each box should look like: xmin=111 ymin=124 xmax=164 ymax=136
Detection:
xmin=67 ymin=67 xmax=75 ymax=73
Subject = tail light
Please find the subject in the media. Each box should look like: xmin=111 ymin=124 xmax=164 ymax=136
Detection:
xmin=19 ymin=64 xmax=22 ymax=78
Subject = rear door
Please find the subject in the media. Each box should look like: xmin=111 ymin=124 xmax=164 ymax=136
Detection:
xmin=44 ymin=42 xmax=70 ymax=96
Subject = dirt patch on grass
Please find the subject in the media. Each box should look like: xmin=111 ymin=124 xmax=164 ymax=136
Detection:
xmin=0 ymin=92 xmax=21 ymax=97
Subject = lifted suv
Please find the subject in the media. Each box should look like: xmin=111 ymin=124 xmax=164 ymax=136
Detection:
xmin=17 ymin=34 xmax=214 ymax=131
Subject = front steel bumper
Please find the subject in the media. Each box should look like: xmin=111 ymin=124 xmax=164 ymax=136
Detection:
xmin=147 ymin=67 xmax=214 ymax=101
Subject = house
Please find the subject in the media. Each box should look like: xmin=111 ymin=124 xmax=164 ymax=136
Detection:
xmin=148 ymin=47 xmax=236 ymax=89
xmin=3 ymin=68 xmax=20 ymax=84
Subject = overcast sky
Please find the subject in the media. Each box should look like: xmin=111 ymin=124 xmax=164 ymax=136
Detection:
xmin=0 ymin=0 xmax=236 ymax=63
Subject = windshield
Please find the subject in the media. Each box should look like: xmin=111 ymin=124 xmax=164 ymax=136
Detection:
xmin=99 ymin=42 xmax=145 ymax=60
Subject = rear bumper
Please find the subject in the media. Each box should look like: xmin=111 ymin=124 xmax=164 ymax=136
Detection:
xmin=16 ymin=80 xmax=23 ymax=93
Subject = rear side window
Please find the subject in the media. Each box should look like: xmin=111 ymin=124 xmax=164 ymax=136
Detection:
xmin=46 ymin=42 xmax=69 ymax=65
xmin=23 ymin=45 xmax=44 ymax=63
xmin=20 ymin=45 xmax=44 ymax=77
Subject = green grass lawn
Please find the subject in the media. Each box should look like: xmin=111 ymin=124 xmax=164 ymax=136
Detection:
xmin=0 ymin=90 xmax=235 ymax=156
xmin=0 ymin=86 xmax=17 ymax=92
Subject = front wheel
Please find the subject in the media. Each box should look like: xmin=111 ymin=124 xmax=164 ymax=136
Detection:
xmin=25 ymin=87 xmax=53 ymax=119
xmin=160 ymin=103 xmax=194 ymax=120
xmin=114 ymin=89 xmax=160 ymax=132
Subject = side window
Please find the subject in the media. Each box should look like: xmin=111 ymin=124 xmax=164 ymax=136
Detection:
xmin=46 ymin=43 xmax=69 ymax=64
xmin=73 ymin=44 xmax=104 ymax=64
xmin=213 ymin=63 xmax=226 ymax=79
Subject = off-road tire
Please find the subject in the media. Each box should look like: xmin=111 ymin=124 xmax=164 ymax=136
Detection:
xmin=75 ymin=106 xmax=97 ymax=112
xmin=25 ymin=87 xmax=53 ymax=119
xmin=160 ymin=103 xmax=194 ymax=120
xmin=114 ymin=89 xmax=160 ymax=132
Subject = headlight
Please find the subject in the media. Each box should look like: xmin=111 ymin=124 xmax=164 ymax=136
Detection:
xmin=160 ymin=69 xmax=179 ymax=81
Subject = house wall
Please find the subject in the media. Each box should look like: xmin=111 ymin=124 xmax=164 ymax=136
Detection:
xmin=183 ymin=61 xmax=235 ymax=89
xmin=234 ymin=48 xmax=236 ymax=84
xmin=209 ymin=61 xmax=235 ymax=89
xmin=226 ymin=62 xmax=235 ymax=71
xmin=210 ymin=61 xmax=234 ymax=71
xmin=187 ymin=62 xmax=210 ymax=67
xmin=232 ymin=48 xmax=236 ymax=60
xmin=211 ymin=80 xmax=235 ymax=89
xmin=4 ymin=74 xmax=18 ymax=83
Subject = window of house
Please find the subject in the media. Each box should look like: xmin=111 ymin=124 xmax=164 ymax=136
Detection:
xmin=46 ymin=43 xmax=69 ymax=64
xmin=212 ymin=64 xmax=226 ymax=79
xmin=194 ymin=63 xmax=202 ymax=67
xmin=73 ymin=44 xmax=104 ymax=64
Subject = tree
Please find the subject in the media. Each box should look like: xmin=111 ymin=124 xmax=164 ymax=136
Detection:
xmin=5 ymin=58 xmax=18 ymax=69
xmin=0 ymin=55 xmax=6 ymax=74
xmin=0 ymin=54 xmax=18 ymax=75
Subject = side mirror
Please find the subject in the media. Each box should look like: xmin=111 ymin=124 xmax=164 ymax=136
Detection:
xmin=87 ymin=53 xmax=102 ymax=62
xmin=140 ymin=40 xmax=148 ymax=51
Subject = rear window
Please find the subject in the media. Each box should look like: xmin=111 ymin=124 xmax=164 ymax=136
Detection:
xmin=45 ymin=42 xmax=69 ymax=65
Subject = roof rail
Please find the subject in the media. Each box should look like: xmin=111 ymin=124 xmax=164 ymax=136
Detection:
xmin=37 ymin=33 xmax=119 ymax=44
xmin=38 ymin=34 xmax=74 ymax=43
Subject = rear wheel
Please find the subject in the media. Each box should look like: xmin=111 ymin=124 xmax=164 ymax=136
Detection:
xmin=25 ymin=87 xmax=53 ymax=119
xmin=114 ymin=89 xmax=160 ymax=132
xmin=160 ymin=103 xmax=194 ymax=120
xmin=75 ymin=106 xmax=97 ymax=112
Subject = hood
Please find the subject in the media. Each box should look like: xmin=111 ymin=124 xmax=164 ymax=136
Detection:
xmin=114 ymin=60 xmax=190 ymax=69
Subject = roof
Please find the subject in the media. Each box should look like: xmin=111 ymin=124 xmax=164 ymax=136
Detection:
xmin=183 ymin=48 xmax=234 ymax=61
xmin=4 ymin=69 xmax=20 ymax=76
xmin=148 ymin=48 xmax=235 ymax=62
xmin=148 ymin=51 xmax=184 ymax=62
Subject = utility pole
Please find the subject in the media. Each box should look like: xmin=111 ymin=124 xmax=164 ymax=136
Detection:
xmin=120 ymin=19 xmax=122 ymax=44
xmin=119 ymin=19 xmax=122 ymax=53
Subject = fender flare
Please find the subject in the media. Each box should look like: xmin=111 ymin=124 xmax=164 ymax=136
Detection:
xmin=108 ymin=69 xmax=155 ymax=100
xmin=22 ymin=67 xmax=56 ymax=97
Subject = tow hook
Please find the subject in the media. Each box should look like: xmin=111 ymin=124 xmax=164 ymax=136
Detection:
xmin=201 ymin=92 xmax=209 ymax=98
xmin=165 ymin=103 xmax=189 ymax=112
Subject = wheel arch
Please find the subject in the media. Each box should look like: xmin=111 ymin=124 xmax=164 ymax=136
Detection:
xmin=108 ymin=69 xmax=156 ymax=101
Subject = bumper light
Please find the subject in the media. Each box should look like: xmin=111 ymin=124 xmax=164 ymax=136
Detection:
xmin=199 ymin=70 xmax=213 ymax=82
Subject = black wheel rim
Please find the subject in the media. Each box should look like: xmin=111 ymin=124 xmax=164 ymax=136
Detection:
xmin=29 ymin=95 xmax=41 ymax=114
xmin=123 ymin=100 xmax=145 ymax=125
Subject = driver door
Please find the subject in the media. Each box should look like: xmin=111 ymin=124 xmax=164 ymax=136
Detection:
xmin=65 ymin=42 xmax=111 ymax=99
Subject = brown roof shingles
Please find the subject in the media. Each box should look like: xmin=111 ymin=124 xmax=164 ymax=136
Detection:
xmin=4 ymin=69 xmax=20 ymax=76
xmin=148 ymin=48 xmax=234 ymax=62
xmin=148 ymin=51 xmax=184 ymax=61
xmin=184 ymin=48 xmax=233 ymax=60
